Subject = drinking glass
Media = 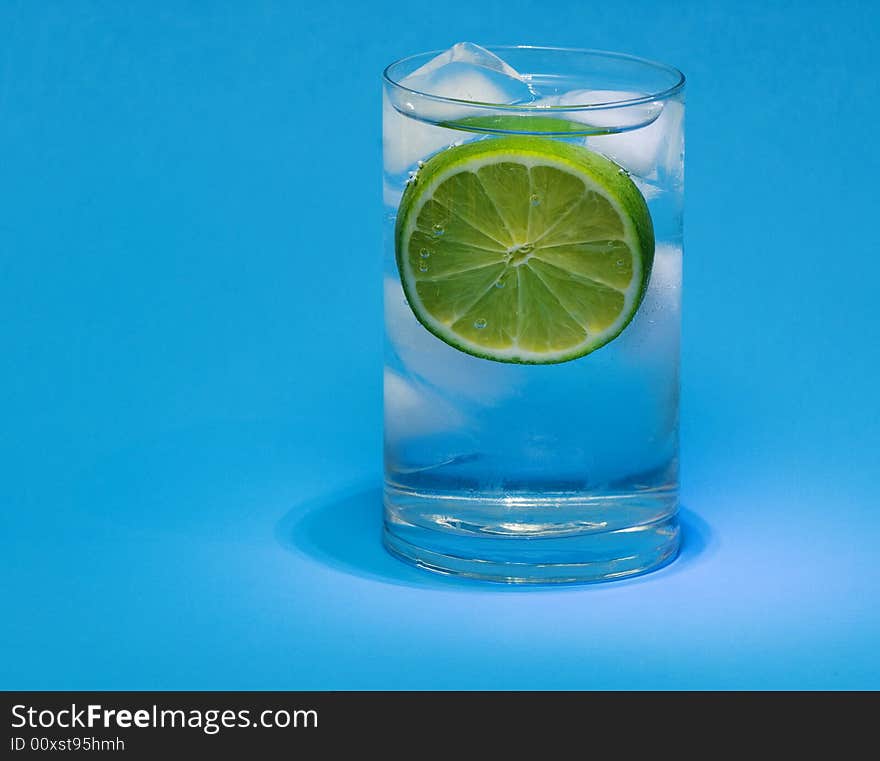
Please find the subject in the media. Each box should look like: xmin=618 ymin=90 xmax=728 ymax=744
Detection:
xmin=382 ymin=46 xmax=685 ymax=582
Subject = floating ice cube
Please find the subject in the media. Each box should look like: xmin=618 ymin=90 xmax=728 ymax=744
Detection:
xmin=384 ymin=368 xmax=465 ymax=439
xmin=618 ymin=243 xmax=682 ymax=362
xmin=632 ymin=175 xmax=663 ymax=201
xmin=383 ymin=42 xmax=533 ymax=175
xmin=583 ymin=94 xmax=683 ymax=180
xmin=532 ymin=89 xmax=682 ymax=179
xmin=645 ymin=243 xmax=682 ymax=310
xmin=382 ymin=96 xmax=456 ymax=178
xmin=384 ymin=276 xmax=520 ymax=404
xmin=402 ymin=42 xmax=534 ymax=104
xmin=534 ymin=89 xmax=661 ymax=127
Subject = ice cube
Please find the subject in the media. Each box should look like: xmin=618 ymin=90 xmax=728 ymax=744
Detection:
xmin=384 ymin=277 xmax=520 ymax=404
xmin=633 ymin=175 xmax=663 ymax=201
xmin=383 ymin=43 xmax=533 ymax=175
xmin=382 ymin=94 xmax=458 ymax=177
xmin=384 ymin=369 xmax=465 ymax=439
xmin=644 ymin=243 xmax=683 ymax=312
xmin=618 ymin=243 xmax=682 ymax=362
xmin=532 ymin=89 xmax=682 ymax=179
xmin=402 ymin=42 xmax=533 ymax=104
xmin=535 ymin=89 xmax=662 ymax=128
xmin=583 ymin=94 xmax=683 ymax=180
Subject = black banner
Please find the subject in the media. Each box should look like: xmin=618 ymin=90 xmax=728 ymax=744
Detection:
xmin=0 ymin=691 xmax=864 ymax=756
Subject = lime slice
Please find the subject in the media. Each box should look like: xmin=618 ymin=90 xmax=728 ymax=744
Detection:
xmin=395 ymin=136 xmax=654 ymax=364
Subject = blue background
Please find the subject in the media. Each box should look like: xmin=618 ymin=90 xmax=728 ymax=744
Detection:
xmin=2 ymin=0 xmax=878 ymax=689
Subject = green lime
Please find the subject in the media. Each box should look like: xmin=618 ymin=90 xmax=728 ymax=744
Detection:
xmin=395 ymin=136 xmax=654 ymax=364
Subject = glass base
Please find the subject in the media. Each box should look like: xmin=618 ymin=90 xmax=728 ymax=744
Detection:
xmin=383 ymin=489 xmax=680 ymax=584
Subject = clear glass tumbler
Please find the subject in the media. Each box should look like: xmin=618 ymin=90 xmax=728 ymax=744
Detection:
xmin=382 ymin=45 xmax=685 ymax=583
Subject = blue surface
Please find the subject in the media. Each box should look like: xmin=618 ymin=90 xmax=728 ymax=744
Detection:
xmin=2 ymin=0 xmax=879 ymax=689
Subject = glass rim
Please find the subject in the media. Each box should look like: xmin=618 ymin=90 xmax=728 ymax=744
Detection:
xmin=383 ymin=45 xmax=686 ymax=112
